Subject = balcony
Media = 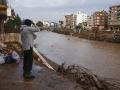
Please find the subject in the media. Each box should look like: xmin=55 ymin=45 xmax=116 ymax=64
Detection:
xmin=0 ymin=5 xmax=7 ymax=19
xmin=0 ymin=5 xmax=7 ymax=10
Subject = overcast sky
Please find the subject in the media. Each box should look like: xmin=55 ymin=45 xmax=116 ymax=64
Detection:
xmin=8 ymin=0 xmax=120 ymax=22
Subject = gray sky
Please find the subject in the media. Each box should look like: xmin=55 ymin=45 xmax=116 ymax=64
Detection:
xmin=8 ymin=0 xmax=120 ymax=22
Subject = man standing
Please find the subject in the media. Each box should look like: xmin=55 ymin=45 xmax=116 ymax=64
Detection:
xmin=21 ymin=19 xmax=40 ymax=79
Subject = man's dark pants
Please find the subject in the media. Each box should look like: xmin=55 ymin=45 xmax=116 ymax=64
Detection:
xmin=23 ymin=47 xmax=33 ymax=75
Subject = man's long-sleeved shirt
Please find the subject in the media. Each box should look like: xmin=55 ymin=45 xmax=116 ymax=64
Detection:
xmin=21 ymin=25 xmax=40 ymax=50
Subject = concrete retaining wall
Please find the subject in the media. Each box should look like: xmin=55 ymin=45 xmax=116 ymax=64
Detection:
xmin=0 ymin=33 xmax=21 ymax=43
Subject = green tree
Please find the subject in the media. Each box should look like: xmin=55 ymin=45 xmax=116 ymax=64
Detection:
xmin=5 ymin=14 xmax=21 ymax=32
xmin=75 ymin=23 xmax=84 ymax=33
xmin=75 ymin=22 xmax=88 ymax=33
xmin=5 ymin=15 xmax=21 ymax=29
xmin=59 ymin=21 xmax=64 ymax=28
xmin=76 ymin=23 xmax=83 ymax=29
xmin=14 ymin=15 xmax=21 ymax=27
xmin=36 ymin=21 xmax=43 ymax=27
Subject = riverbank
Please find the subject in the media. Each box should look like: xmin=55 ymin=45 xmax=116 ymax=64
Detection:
xmin=37 ymin=50 xmax=120 ymax=90
xmin=0 ymin=42 xmax=83 ymax=90
xmin=52 ymin=30 xmax=120 ymax=43
xmin=2 ymin=35 xmax=119 ymax=90
xmin=0 ymin=41 xmax=101 ymax=90
xmin=0 ymin=62 xmax=84 ymax=90
xmin=35 ymin=31 xmax=120 ymax=79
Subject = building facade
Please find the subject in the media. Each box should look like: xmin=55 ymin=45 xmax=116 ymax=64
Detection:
xmin=87 ymin=15 xmax=94 ymax=30
xmin=64 ymin=14 xmax=76 ymax=29
xmin=76 ymin=11 xmax=87 ymax=25
xmin=109 ymin=5 xmax=120 ymax=30
xmin=43 ymin=21 xmax=50 ymax=28
xmin=93 ymin=10 xmax=108 ymax=30
xmin=0 ymin=0 xmax=7 ymax=6
xmin=0 ymin=0 xmax=7 ymax=20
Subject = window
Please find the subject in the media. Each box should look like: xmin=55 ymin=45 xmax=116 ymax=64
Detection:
xmin=97 ymin=17 xmax=100 ymax=19
xmin=97 ymin=23 xmax=99 ymax=25
xmin=97 ymin=20 xmax=99 ymax=22
xmin=115 ymin=11 xmax=117 ymax=13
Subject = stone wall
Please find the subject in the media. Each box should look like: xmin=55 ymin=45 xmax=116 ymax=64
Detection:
xmin=0 ymin=33 xmax=21 ymax=43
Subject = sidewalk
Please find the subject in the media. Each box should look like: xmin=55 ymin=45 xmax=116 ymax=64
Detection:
xmin=0 ymin=62 xmax=83 ymax=90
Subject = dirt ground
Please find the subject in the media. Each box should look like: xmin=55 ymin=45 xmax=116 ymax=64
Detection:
xmin=0 ymin=62 xmax=83 ymax=90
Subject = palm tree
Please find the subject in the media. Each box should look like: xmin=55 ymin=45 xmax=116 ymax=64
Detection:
xmin=75 ymin=23 xmax=83 ymax=33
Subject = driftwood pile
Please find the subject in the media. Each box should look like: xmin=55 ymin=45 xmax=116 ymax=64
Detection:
xmin=58 ymin=63 xmax=120 ymax=90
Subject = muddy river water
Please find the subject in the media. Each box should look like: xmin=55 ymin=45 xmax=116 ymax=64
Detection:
xmin=35 ymin=31 xmax=120 ymax=79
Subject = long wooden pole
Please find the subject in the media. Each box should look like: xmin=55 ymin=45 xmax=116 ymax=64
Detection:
xmin=33 ymin=47 xmax=55 ymax=71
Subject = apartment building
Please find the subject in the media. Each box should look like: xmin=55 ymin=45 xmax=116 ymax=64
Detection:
xmin=76 ymin=11 xmax=87 ymax=25
xmin=64 ymin=14 xmax=76 ymax=29
xmin=43 ymin=21 xmax=50 ymax=28
xmin=87 ymin=15 xmax=94 ymax=30
xmin=93 ymin=10 xmax=108 ymax=30
xmin=109 ymin=5 xmax=120 ymax=30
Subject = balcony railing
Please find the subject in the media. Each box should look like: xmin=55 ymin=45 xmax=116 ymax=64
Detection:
xmin=0 ymin=5 xmax=7 ymax=18
xmin=0 ymin=5 xmax=7 ymax=9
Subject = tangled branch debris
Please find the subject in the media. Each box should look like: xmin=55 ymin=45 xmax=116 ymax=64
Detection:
xmin=58 ymin=63 xmax=120 ymax=90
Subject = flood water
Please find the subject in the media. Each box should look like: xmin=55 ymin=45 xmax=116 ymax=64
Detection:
xmin=35 ymin=31 xmax=120 ymax=79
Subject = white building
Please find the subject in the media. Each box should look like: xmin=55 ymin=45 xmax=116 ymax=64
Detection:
xmin=63 ymin=11 xmax=87 ymax=29
xmin=75 ymin=11 xmax=87 ymax=25
xmin=43 ymin=21 xmax=50 ymax=28
xmin=87 ymin=15 xmax=94 ymax=30
xmin=62 ymin=17 xmax=66 ymax=27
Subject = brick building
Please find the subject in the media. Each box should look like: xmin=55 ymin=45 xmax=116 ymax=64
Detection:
xmin=109 ymin=5 xmax=120 ymax=30
xmin=64 ymin=14 xmax=76 ymax=29
xmin=93 ymin=10 xmax=108 ymax=30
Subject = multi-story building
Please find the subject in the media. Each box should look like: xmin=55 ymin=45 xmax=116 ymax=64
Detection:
xmin=63 ymin=11 xmax=87 ymax=29
xmin=87 ymin=15 xmax=94 ymax=30
xmin=50 ymin=22 xmax=58 ymax=29
xmin=43 ymin=21 xmax=50 ymax=28
xmin=64 ymin=14 xmax=76 ymax=29
xmin=93 ymin=10 xmax=108 ymax=30
xmin=76 ymin=11 xmax=87 ymax=25
xmin=109 ymin=5 xmax=120 ymax=30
